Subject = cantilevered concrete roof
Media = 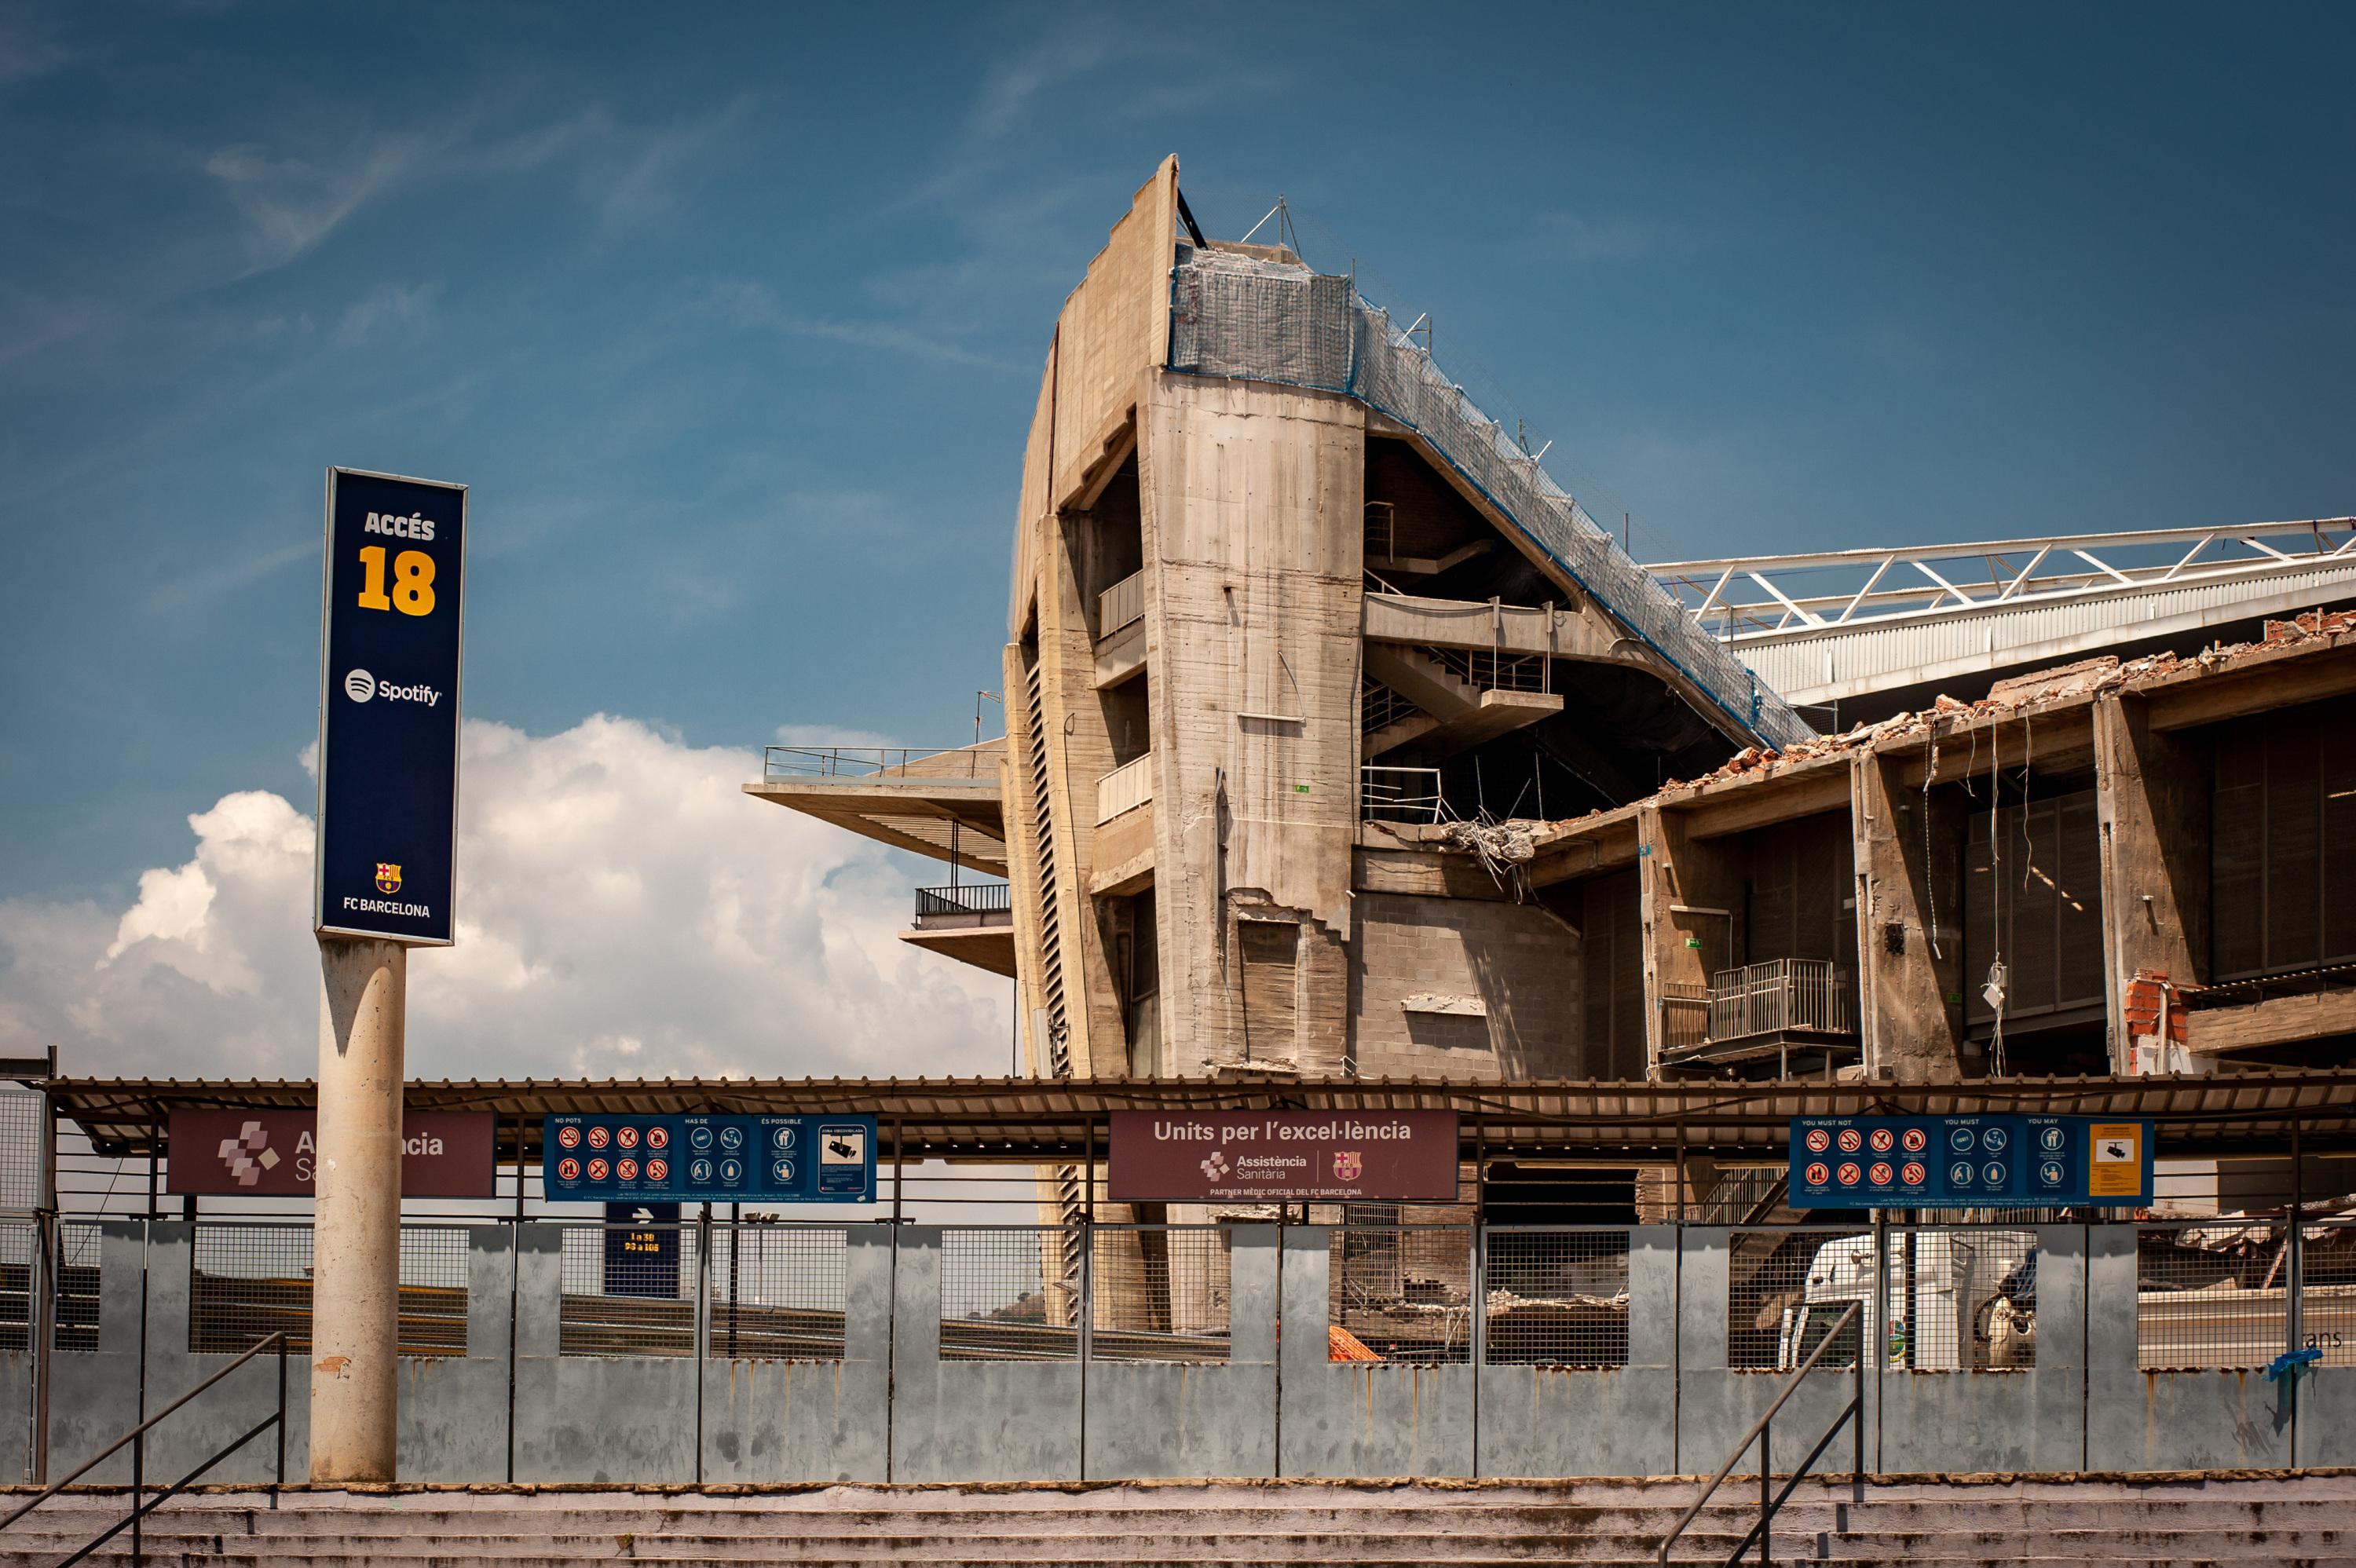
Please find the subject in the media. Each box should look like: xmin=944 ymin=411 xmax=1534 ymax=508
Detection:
xmin=51 ymin=1070 xmax=2356 ymax=1163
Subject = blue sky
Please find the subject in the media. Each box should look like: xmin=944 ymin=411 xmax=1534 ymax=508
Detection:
xmin=6 ymin=2 xmax=2356 ymax=907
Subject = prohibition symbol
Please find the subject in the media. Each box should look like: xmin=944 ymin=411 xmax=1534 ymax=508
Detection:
xmin=1836 ymin=1162 xmax=1862 ymax=1186
xmin=587 ymin=1158 xmax=609 ymax=1181
xmin=646 ymin=1128 xmax=669 ymax=1150
xmin=646 ymin=1158 xmax=668 ymax=1182
xmin=1869 ymin=1128 xmax=1894 ymax=1153
xmin=587 ymin=1126 xmax=611 ymax=1150
xmin=1901 ymin=1161 xmax=1926 ymax=1186
xmin=616 ymin=1158 xmax=638 ymax=1181
xmin=616 ymin=1126 xmax=640 ymax=1150
xmin=1901 ymin=1128 xmax=1927 ymax=1153
xmin=1805 ymin=1162 xmax=1831 ymax=1186
xmin=1805 ymin=1128 xmax=1831 ymax=1154
xmin=557 ymin=1125 xmax=581 ymax=1150
xmin=557 ymin=1157 xmax=580 ymax=1181
xmin=1837 ymin=1129 xmax=1863 ymax=1153
xmin=1869 ymin=1161 xmax=1893 ymax=1185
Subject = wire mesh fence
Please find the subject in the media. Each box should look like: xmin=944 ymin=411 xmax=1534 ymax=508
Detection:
xmin=55 ymin=1219 xmax=101 ymax=1351
xmin=708 ymin=1224 xmax=848 ymax=1361
xmin=0 ymin=1091 xmax=42 ymax=1213
xmin=1482 ymin=1229 xmax=1630 ymax=1367
xmin=941 ymin=1227 xmax=1077 ymax=1360
xmin=0 ymin=1220 xmax=29 ymax=1352
xmin=189 ymin=1224 xmax=469 ymax=1357
xmin=2137 ymin=1221 xmax=2290 ymax=1369
xmin=560 ymin=1221 xmax=698 ymax=1357
xmin=1329 ymin=1226 xmax=1472 ymax=1364
xmin=1884 ymin=1227 xmax=2037 ymax=1372
xmin=2302 ymin=1221 xmax=2356 ymax=1365
xmin=1090 ymin=1226 xmax=1231 ymax=1362
xmin=1729 ymin=1228 xmax=1861 ymax=1372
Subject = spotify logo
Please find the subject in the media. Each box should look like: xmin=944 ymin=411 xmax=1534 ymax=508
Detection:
xmin=344 ymin=669 xmax=376 ymax=702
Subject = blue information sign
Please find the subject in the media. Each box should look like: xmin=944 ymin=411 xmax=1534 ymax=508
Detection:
xmin=544 ymin=1113 xmax=876 ymax=1204
xmin=315 ymin=467 xmax=466 ymax=945
xmin=603 ymin=1201 xmax=679 ymax=1299
xmin=1789 ymin=1115 xmax=2154 ymax=1208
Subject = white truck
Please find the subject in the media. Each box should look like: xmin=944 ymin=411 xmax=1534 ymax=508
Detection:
xmin=1775 ymin=1231 xmax=2035 ymax=1372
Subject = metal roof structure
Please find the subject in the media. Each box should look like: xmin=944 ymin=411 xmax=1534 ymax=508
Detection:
xmin=1650 ymin=517 xmax=2356 ymax=709
xmin=49 ymin=1071 xmax=2356 ymax=1164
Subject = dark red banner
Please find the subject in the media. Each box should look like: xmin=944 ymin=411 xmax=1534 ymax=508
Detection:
xmin=166 ymin=1109 xmax=495 ymax=1197
xmin=1108 ymin=1110 xmax=1461 ymax=1202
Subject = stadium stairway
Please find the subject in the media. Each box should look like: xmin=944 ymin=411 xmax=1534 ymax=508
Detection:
xmin=0 ymin=1473 xmax=2353 ymax=1566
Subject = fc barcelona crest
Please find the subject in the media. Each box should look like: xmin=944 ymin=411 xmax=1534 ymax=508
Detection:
xmin=375 ymin=863 xmax=403 ymax=894
xmin=1333 ymin=1150 xmax=1363 ymax=1182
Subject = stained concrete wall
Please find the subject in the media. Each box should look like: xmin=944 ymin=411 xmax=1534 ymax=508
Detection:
xmin=1348 ymin=892 xmax=1585 ymax=1079
xmin=17 ymin=1219 xmax=2353 ymax=1486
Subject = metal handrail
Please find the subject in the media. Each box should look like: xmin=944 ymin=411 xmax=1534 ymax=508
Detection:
xmin=1654 ymin=1301 xmax=1862 ymax=1566
xmin=2 ymin=1329 xmax=287 ymax=1565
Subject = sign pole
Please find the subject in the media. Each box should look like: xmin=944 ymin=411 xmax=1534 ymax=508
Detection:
xmin=309 ymin=466 xmax=466 ymax=1486
xmin=310 ymin=938 xmax=407 ymax=1482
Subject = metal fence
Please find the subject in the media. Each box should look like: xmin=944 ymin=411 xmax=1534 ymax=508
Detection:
xmin=559 ymin=1221 xmax=698 ymax=1358
xmin=1330 ymin=1226 xmax=1472 ymax=1364
xmin=708 ymin=1224 xmax=848 ymax=1361
xmin=1091 ymin=1226 xmax=1231 ymax=1362
xmin=2137 ymin=1220 xmax=2295 ymax=1369
xmin=913 ymin=883 xmax=1013 ymax=919
xmin=54 ymin=1220 xmax=101 ymax=1352
xmin=942 ymin=1227 xmax=1077 ymax=1361
xmin=1361 ymin=765 xmax=1446 ymax=824
xmin=1483 ymin=1228 xmax=1630 ymax=1367
xmin=1886 ymin=1226 xmax=2037 ymax=1371
xmin=188 ymin=1223 xmax=468 ymax=1357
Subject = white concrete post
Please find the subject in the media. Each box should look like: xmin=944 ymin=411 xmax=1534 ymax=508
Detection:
xmin=310 ymin=937 xmax=406 ymax=1482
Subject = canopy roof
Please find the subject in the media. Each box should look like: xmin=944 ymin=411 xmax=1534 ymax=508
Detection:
xmin=47 ymin=1071 xmax=2356 ymax=1164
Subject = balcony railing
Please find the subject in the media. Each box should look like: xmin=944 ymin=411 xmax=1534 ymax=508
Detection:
xmin=1663 ymin=959 xmax=1858 ymax=1071
xmin=1096 ymin=754 xmax=1154 ymax=824
xmin=763 ymin=744 xmax=999 ymax=784
xmin=1362 ymin=766 xmax=1446 ymax=824
xmin=1713 ymin=959 xmax=1854 ymax=1041
xmin=913 ymin=883 xmax=1013 ymax=927
xmin=1099 ymin=570 xmax=1146 ymax=639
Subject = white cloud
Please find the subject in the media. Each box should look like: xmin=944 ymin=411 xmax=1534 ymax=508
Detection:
xmin=0 ymin=715 xmax=1008 ymax=1084
xmin=333 ymin=280 xmax=439 ymax=347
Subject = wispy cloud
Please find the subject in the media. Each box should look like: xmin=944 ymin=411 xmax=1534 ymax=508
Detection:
xmin=144 ymin=538 xmax=314 ymax=611
xmin=0 ymin=9 xmax=75 ymax=87
xmin=333 ymin=280 xmax=439 ymax=347
xmin=704 ymin=279 xmax=1017 ymax=370
xmin=205 ymin=133 xmax=426 ymax=276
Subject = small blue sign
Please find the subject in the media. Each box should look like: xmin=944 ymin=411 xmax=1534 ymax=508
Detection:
xmin=546 ymin=1113 xmax=876 ymax=1204
xmin=603 ymin=1201 xmax=679 ymax=1299
xmin=1790 ymin=1115 xmax=2153 ymax=1208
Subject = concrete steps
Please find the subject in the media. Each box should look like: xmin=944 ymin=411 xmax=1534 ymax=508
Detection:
xmin=0 ymin=1476 xmax=2351 ymax=1566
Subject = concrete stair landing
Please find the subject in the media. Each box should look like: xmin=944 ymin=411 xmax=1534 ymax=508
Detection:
xmin=1 ymin=1474 xmax=2353 ymax=1566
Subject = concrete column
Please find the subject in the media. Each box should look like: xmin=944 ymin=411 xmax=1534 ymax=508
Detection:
xmin=1849 ymin=752 xmax=1966 ymax=1082
xmin=309 ymin=937 xmax=405 ymax=1482
xmin=1637 ymin=805 xmax=1745 ymax=1077
xmin=2092 ymin=695 xmax=2210 ymax=1072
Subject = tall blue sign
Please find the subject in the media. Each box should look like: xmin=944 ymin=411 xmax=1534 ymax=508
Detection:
xmin=1790 ymin=1116 xmax=2154 ymax=1208
xmin=314 ymin=467 xmax=466 ymax=945
xmin=544 ymin=1114 xmax=877 ymax=1204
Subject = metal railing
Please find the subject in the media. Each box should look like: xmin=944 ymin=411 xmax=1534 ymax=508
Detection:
xmin=1710 ymin=959 xmax=1855 ymax=1042
xmin=0 ymin=1330 xmax=287 ymax=1567
xmin=1362 ymin=765 xmax=1446 ymax=823
xmin=1098 ymin=569 xmax=1146 ymax=638
xmin=1096 ymin=753 xmax=1154 ymax=824
xmin=913 ymin=882 xmax=1013 ymax=921
xmin=761 ymin=744 xmax=1000 ymax=784
xmin=1655 ymin=1302 xmax=1863 ymax=1567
